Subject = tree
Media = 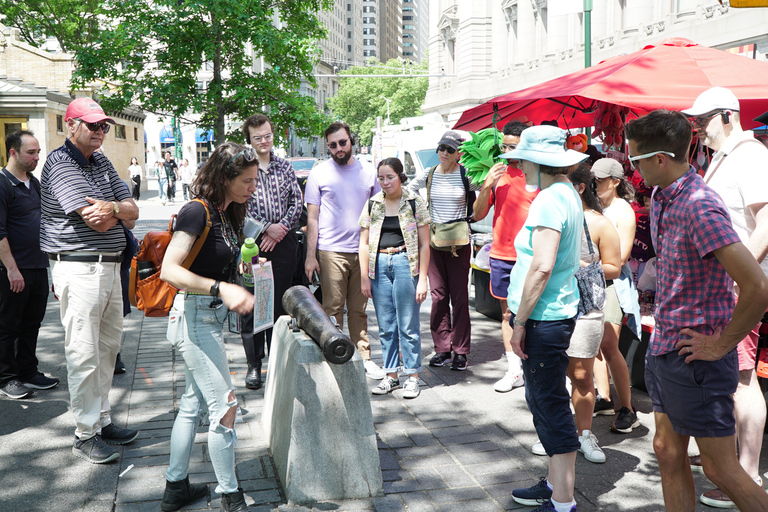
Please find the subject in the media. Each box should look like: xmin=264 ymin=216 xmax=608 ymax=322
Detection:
xmin=327 ymin=58 xmax=429 ymax=147
xmin=2 ymin=0 xmax=333 ymax=145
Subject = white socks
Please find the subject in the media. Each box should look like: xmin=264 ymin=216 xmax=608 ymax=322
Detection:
xmin=506 ymin=351 xmax=522 ymax=374
xmin=552 ymin=498 xmax=576 ymax=512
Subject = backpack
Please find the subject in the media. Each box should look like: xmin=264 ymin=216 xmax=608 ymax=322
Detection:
xmin=426 ymin=164 xmax=475 ymax=221
xmin=128 ymin=198 xmax=211 ymax=317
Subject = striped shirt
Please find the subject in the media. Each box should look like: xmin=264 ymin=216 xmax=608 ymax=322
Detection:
xmin=408 ymin=165 xmax=480 ymax=224
xmin=245 ymin=151 xmax=302 ymax=230
xmin=649 ymin=167 xmax=741 ymax=356
xmin=40 ymin=139 xmax=130 ymax=253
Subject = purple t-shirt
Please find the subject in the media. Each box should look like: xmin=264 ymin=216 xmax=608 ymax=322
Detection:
xmin=304 ymin=158 xmax=379 ymax=253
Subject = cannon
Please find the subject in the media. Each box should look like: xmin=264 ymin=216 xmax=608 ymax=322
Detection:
xmin=282 ymin=285 xmax=356 ymax=364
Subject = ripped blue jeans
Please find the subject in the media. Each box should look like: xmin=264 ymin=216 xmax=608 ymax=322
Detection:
xmin=166 ymin=294 xmax=238 ymax=493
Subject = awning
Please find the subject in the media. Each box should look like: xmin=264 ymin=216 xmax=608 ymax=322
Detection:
xmin=159 ymin=125 xmax=175 ymax=143
xmin=196 ymin=128 xmax=213 ymax=143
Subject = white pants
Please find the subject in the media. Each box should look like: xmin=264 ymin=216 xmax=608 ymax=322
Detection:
xmin=52 ymin=260 xmax=123 ymax=439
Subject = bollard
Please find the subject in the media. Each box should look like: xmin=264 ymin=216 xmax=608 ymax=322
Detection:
xmin=282 ymin=285 xmax=355 ymax=364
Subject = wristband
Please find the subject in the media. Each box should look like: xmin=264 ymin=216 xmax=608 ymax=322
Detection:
xmin=513 ymin=317 xmax=527 ymax=327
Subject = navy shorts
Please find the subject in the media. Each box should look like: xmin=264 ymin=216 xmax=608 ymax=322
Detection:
xmin=512 ymin=314 xmax=579 ymax=456
xmin=645 ymin=349 xmax=738 ymax=438
xmin=489 ymin=257 xmax=515 ymax=299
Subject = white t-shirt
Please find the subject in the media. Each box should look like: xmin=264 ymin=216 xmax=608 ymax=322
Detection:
xmin=704 ymin=131 xmax=768 ymax=276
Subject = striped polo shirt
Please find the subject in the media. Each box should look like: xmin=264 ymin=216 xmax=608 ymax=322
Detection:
xmin=40 ymin=139 xmax=130 ymax=253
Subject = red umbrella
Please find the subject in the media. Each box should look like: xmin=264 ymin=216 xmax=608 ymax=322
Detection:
xmin=453 ymin=38 xmax=768 ymax=132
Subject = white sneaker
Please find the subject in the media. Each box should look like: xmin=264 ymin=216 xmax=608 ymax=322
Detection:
xmin=402 ymin=376 xmax=420 ymax=398
xmin=578 ymin=429 xmax=606 ymax=464
xmin=364 ymin=359 xmax=386 ymax=380
xmin=531 ymin=441 xmax=546 ymax=456
xmin=372 ymin=377 xmax=399 ymax=395
xmin=494 ymin=371 xmax=524 ymax=393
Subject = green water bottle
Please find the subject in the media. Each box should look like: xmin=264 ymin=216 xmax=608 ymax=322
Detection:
xmin=241 ymin=238 xmax=259 ymax=287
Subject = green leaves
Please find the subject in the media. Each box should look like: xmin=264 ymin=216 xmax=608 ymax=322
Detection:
xmin=459 ymin=128 xmax=503 ymax=186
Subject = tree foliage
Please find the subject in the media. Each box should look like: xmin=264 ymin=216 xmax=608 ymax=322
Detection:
xmin=327 ymin=59 xmax=429 ymax=147
xmin=2 ymin=0 xmax=333 ymax=145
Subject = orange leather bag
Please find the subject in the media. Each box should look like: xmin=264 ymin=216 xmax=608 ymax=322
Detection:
xmin=129 ymin=199 xmax=211 ymax=317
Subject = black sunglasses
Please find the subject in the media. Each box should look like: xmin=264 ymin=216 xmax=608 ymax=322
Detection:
xmin=436 ymin=144 xmax=456 ymax=154
xmin=327 ymin=139 xmax=349 ymax=150
xmin=229 ymin=147 xmax=257 ymax=164
xmin=77 ymin=119 xmax=111 ymax=134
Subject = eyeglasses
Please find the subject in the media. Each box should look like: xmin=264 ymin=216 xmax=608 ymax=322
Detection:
xmin=229 ymin=147 xmax=258 ymax=164
xmin=251 ymin=133 xmax=273 ymax=143
xmin=327 ymin=139 xmax=349 ymax=149
xmin=77 ymin=119 xmax=111 ymax=134
xmin=436 ymin=145 xmax=456 ymax=154
xmin=499 ymin=143 xmax=517 ymax=152
xmin=689 ymin=112 xmax=720 ymax=130
xmin=628 ymin=150 xmax=675 ymax=169
xmin=377 ymin=175 xmax=399 ymax=183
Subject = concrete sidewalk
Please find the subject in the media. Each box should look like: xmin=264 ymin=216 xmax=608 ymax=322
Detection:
xmin=1 ymin=206 xmax=767 ymax=511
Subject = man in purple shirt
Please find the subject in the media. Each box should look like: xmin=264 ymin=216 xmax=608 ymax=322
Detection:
xmin=625 ymin=110 xmax=768 ymax=512
xmin=304 ymin=121 xmax=385 ymax=380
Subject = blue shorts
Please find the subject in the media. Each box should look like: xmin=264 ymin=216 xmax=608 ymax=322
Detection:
xmin=489 ymin=257 xmax=515 ymax=300
xmin=645 ymin=349 xmax=738 ymax=438
xmin=512 ymin=314 xmax=579 ymax=456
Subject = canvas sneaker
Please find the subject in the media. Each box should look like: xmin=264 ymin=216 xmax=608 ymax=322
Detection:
xmin=689 ymin=455 xmax=704 ymax=473
xmin=429 ymin=352 xmax=452 ymax=367
xmin=611 ymin=407 xmax=640 ymax=433
xmin=700 ymin=488 xmax=736 ymax=509
xmin=531 ymin=441 xmax=546 ymax=456
xmin=450 ymin=354 xmax=468 ymax=371
xmin=101 ymin=423 xmax=139 ymax=445
xmin=363 ymin=359 xmax=386 ymax=380
xmin=593 ymin=397 xmax=615 ymax=417
xmin=0 ymin=379 xmax=34 ymax=399
xmin=372 ymin=377 xmax=399 ymax=395
xmin=23 ymin=372 xmax=60 ymax=390
xmin=494 ymin=371 xmax=524 ymax=393
xmin=512 ymin=478 xmax=553 ymax=506
xmin=72 ymin=435 xmax=120 ymax=464
xmin=402 ymin=376 xmax=420 ymax=398
xmin=578 ymin=430 xmax=606 ymax=463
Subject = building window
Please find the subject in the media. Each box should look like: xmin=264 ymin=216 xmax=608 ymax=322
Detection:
xmin=347 ymin=17 xmax=351 ymax=25
xmin=347 ymin=3 xmax=351 ymax=10
xmin=403 ymin=7 xmax=414 ymax=11
xmin=403 ymin=16 xmax=413 ymax=20
xmin=403 ymin=51 xmax=414 ymax=56
xmin=403 ymin=42 xmax=414 ymax=47
xmin=115 ymin=124 xmax=126 ymax=140
xmin=348 ymin=44 xmax=352 ymax=52
xmin=348 ymin=31 xmax=352 ymax=38
xmin=363 ymin=6 xmax=375 ymax=13
xmin=56 ymin=115 xmax=63 ymax=133
xmin=403 ymin=24 xmax=415 ymax=30
xmin=134 ymin=127 xmax=138 ymax=141
xmin=403 ymin=33 xmax=414 ymax=38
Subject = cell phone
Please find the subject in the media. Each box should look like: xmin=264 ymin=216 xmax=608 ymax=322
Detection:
xmin=312 ymin=270 xmax=320 ymax=287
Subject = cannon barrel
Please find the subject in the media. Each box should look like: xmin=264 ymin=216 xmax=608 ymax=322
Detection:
xmin=282 ymin=286 xmax=356 ymax=364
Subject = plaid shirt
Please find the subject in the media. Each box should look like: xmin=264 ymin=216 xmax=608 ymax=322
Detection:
xmin=649 ymin=167 xmax=741 ymax=356
xmin=245 ymin=151 xmax=302 ymax=230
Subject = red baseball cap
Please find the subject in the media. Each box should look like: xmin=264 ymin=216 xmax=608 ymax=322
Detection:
xmin=65 ymin=97 xmax=115 ymax=124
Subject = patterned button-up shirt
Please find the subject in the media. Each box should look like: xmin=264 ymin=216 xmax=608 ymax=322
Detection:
xmin=358 ymin=187 xmax=430 ymax=278
xmin=649 ymin=167 xmax=741 ymax=356
xmin=245 ymin=151 xmax=302 ymax=230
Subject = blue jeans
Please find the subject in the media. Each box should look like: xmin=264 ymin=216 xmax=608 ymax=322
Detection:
xmin=158 ymin=177 xmax=167 ymax=201
xmin=166 ymin=294 xmax=239 ymax=493
xmin=370 ymin=252 xmax=422 ymax=374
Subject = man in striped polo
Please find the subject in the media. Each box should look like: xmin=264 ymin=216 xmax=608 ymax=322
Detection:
xmin=40 ymin=97 xmax=140 ymax=464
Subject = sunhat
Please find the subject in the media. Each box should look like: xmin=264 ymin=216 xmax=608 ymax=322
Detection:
xmin=500 ymin=125 xmax=588 ymax=167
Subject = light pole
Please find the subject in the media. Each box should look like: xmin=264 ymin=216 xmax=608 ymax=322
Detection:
xmin=380 ymin=96 xmax=392 ymax=125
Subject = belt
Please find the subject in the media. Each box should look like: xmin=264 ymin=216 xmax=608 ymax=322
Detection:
xmin=49 ymin=252 xmax=124 ymax=263
xmin=379 ymin=245 xmax=406 ymax=254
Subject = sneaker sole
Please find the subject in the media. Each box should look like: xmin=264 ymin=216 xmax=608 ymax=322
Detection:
xmin=512 ymin=495 xmax=550 ymax=507
xmin=23 ymin=381 xmax=59 ymax=390
xmin=579 ymin=449 xmax=606 ymax=464
xmin=429 ymin=360 xmax=451 ymax=367
xmin=103 ymin=432 xmax=140 ymax=445
xmin=0 ymin=389 xmax=34 ymax=399
xmin=371 ymin=386 xmax=399 ymax=395
xmin=450 ymin=365 xmax=467 ymax=371
xmin=402 ymin=391 xmax=420 ymax=398
xmin=72 ymin=448 xmax=120 ymax=464
xmin=611 ymin=419 xmax=641 ymax=434
xmin=699 ymin=495 xmax=736 ymax=508
xmin=690 ymin=464 xmax=705 ymax=474
xmin=593 ymin=409 xmax=616 ymax=417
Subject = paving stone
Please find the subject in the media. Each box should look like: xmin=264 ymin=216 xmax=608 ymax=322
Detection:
xmin=378 ymin=450 xmax=401 ymax=471
xmin=381 ymin=469 xmax=414 ymax=482
xmin=394 ymin=444 xmax=447 ymax=459
xmin=409 ymin=467 xmax=449 ymax=491
xmin=419 ymin=417 xmax=472 ymax=429
xmin=383 ymin=478 xmax=424 ymax=493
xmin=240 ymin=477 xmax=281 ymax=492
xmin=436 ymin=498 xmax=503 ymax=512
xmin=430 ymin=425 xmax=482 ymax=439
xmin=453 ymin=449 xmax=510 ymax=466
xmin=445 ymin=441 xmax=500 ymax=455
xmin=371 ymin=495 xmax=406 ymax=512
xmin=426 ymin=486 xmax=490 ymax=504
xmin=407 ymin=431 xmax=440 ymax=447
xmin=433 ymin=465 xmax=473 ymax=488
xmin=398 ymin=454 xmax=455 ymax=469
xmin=439 ymin=433 xmax=489 ymax=446
xmin=399 ymin=491 xmax=438 ymax=512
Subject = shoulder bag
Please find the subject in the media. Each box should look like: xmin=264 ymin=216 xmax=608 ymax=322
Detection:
xmin=575 ymin=219 xmax=606 ymax=315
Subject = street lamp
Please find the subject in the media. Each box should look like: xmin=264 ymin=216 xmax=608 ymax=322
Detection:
xmin=380 ymin=96 xmax=392 ymax=125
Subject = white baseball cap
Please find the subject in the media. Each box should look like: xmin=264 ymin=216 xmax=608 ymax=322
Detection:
xmin=682 ymin=87 xmax=740 ymax=117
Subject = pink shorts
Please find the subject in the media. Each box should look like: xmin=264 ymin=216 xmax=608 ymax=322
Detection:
xmin=737 ymin=325 xmax=761 ymax=372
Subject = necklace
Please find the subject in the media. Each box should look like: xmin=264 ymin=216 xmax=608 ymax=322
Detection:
xmin=216 ymin=203 xmax=239 ymax=254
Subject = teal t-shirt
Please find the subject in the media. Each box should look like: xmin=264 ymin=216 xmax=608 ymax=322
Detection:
xmin=507 ymin=181 xmax=582 ymax=321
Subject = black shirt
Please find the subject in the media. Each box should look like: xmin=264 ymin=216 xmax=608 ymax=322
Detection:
xmin=175 ymin=200 xmax=238 ymax=282
xmin=378 ymin=215 xmax=405 ymax=250
xmin=0 ymin=168 xmax=48 ymax=269
xmin=163 ymin=159 xmax=178 ymax=180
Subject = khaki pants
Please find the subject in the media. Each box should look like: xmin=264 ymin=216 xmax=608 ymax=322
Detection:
xmin=317 ymin=250 xmax=370 ymax=359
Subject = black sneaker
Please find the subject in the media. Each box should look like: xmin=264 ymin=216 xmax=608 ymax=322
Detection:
xmin=611 ymin=407 xmax=640 ymax=433
xmin=429 ymin=352 xmax=452 ymax=367
xmin=0 ymin=379 xmax=34 ymax=399
xmin=512 ymin=477 xmax=553 ymax=506
xmin=23 ymin=372 xmax=60 ymax=390
xmin=73 ymin=435 xmax=120 ymax=464
xmin=450 ymin=354 xmax=468 ymax=371
xmin=101 ymin=423 xmax=139 ymax=445
xmin=593 ymin=397 xmax=615 ymax=417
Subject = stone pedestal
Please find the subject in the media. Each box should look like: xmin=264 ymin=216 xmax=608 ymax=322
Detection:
xmin=261 ymin=316 xmax=383 ymax=505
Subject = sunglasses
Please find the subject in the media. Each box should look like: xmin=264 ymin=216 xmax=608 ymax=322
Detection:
xmin=436 ymin=145 xmax=456 ymax=154
xmin=627 ymin=150 xmax=675 ymax=170
xmin=77 ymin=119 xmax=111 ymax=134
xmin=689 ymin=112 xmax=719 ymax=130
xmin=499 ymin=143 xmax=517 ymax=152
xmin=251 ymin=133 xmax=273 ymax=144
xmin=229 ymin=147 xmax=258 ymax=164
xmin=327 ymin=139 xmax=349 ymax=150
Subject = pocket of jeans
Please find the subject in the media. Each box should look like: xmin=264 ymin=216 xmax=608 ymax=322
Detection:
xmin=167 ymin=307 xmax=184 ymax=346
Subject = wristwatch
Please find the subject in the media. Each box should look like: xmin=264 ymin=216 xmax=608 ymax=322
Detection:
xmin=513 ymin=317 xmax=527 ymax=327
xmin=112 ymin=201 xmax=120 ymax=216
xmin=210 ymin=280 xmax=221 ymax=297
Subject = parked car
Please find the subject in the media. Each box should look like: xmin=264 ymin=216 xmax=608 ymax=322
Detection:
xmin=288 ymin=157 xmax=322 ymax=192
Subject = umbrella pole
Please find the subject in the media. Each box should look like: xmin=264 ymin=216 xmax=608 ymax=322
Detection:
xmin=584 ymin=0 xmax=593 ymax=143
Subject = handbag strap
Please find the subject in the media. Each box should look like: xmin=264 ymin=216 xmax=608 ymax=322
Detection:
xmin=180 ymin=198 xmax=211 ymax=269
xmin=583 ymin=218 xmax=597 ymax=260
